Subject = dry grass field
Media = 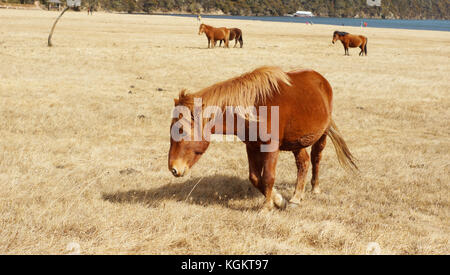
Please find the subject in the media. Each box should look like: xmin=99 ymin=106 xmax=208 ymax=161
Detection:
xmin=0 ymin=9 xmax=449 ymax=255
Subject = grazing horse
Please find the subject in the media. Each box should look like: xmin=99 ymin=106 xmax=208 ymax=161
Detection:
xmin=217 ymin=28 xmax=244 ymax=48
xmin=168 ymin=67 xmax=358 ymax=211
xmin=332 ymin=31 xmax=368 ymax=56
xmin=198 ymin=24 xmax=230 ymax=48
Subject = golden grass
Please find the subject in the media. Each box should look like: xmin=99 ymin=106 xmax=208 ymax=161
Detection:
xmin=0 ymin=9 xmax=449 ymax=255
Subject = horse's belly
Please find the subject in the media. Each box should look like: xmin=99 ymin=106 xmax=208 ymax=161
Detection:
xmin=349 ymin=38 xmax=362 ymax=47
xmin=279 ymin=132 xmax=323 ymax=151
xmin=214 ymin=29 xmax=226 ymax=39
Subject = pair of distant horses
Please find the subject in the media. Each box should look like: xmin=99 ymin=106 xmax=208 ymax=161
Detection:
xmin=198 ymin=24 xmax=367 ymax=56
xmin=198 ymin=24 xmax=243 ymax=48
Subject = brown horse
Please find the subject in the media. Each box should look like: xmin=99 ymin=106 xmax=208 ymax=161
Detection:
xmin=198 ymin=24 xmax=230 ymax=48
xmin=168 ymin=67 xmax=358 ymax=211
xmin=217 ymin=28 xmax=244 ymax=48
xmin=332 ymin=31 xmax=368 ymax=56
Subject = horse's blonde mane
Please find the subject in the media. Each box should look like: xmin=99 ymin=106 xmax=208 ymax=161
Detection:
xmin=177 ymin=66 xmax=291 ymax=112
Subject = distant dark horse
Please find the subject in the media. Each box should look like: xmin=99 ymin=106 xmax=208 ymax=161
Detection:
xmin=216 ymin=28 xmax=244 ymax=48
xmin=332 ymin=31 xmax=367 ymax=56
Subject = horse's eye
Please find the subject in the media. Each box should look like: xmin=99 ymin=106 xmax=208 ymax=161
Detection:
xmin=194 ymin=151 xmax=203 ymax=155
xmin=178 ymin=128 xmax=187 ymax=137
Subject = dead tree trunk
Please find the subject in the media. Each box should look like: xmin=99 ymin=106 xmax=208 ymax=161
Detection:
xmin=48 ymin=7 xmax=70 ymax=47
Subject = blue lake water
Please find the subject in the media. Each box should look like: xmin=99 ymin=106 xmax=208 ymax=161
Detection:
xmin=163 ymin=14 xmax=450 ymax=32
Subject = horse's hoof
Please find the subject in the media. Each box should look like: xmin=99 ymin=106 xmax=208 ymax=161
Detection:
xmin=312 ymin=187 xmax=321 ymax=194
xmin=276 ymin=198 xmax=287 ymax=210
xmin=273 ymin=193 xmax=287 ymax=210
xmin=260 ymin=205 xmax=274 ymax=214
xmin=287 ymin=202 xmax=300 ymax=209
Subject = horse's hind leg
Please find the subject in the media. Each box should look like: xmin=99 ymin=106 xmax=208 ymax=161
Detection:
xmin=310 ymin=134 xmax=327 ymax=194
xmin=289 ymin=148 xmax=310 ymax=207
xmin=359 ymin=43 xmax=365 ymax=56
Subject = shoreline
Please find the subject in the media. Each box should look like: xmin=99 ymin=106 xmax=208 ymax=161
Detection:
xmin=2 ymin=8 xmax=447 ymax=33
xmin=149 ymin=13 xmax=450 ymax=32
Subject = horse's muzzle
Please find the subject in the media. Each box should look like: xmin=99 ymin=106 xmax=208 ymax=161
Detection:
xmin=169 ymin=164 xmax=188 ymax=177
xmin=171 ymin=168 xmax=180 ymax=177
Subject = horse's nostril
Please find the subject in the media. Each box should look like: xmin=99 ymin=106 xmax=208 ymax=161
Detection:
xmin=171 ymin=168 xmax=178 ymax=176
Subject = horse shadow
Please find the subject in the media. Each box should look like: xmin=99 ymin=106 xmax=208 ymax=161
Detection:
xmin=102 ymin=175 xmax=268 ymax=211
xmin=183 ymin=46 xmax=207 ymax=50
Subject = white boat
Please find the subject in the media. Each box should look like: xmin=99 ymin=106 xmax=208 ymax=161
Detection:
xmin=294 ymin=11 xmax=314 ymax=17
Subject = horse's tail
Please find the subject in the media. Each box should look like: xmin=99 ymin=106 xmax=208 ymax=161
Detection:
xmin=364 ymin=37 xmax=368 ymax=55
xmin=327 ymin=119 xmax=358 ymax=173
xmin=225 ymin=29 xmax=231 ymax=47
xmin=239 ymin=32 xmax=243 ymax=48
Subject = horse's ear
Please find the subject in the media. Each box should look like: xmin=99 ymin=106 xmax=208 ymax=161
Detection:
xmin=179 ymin=89 xmax=187 ymax=98
xmin=174 ymin=98 xmax=179 ymax=106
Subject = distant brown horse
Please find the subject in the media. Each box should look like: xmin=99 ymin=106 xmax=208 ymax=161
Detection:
xmin=168 ymin=67 xmax=358 ymax=211
xmin=198 ymin=24 xmax=230 ymax=48
xmin=217 ymin=28 xmax=244 ymax=48
xmin=332 ymin=31 xmax=368 ymax=56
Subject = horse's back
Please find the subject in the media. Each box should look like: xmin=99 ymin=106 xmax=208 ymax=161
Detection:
xmin=285 ymin=69 xmax=332 ymax=106
xmin=273 ymin=70 xmax=333 ymax=149
xmin=231 ymin=28 xmax=242 ymax=36
xmin=212 ymin=27 xmax=228 ymax=39
xmin=348 ymin=34 xmax=366 ymax=47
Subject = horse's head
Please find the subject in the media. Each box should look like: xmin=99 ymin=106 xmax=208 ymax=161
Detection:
xmin=332 ymin=31 xmax=339 ymax=44
xmin=198 ymin=24 xmax=206 ymax=35
xmin=168 ymin=91 xmax=210 ymax=177
xmin=332 ymin=31 xmax=348 ymax=44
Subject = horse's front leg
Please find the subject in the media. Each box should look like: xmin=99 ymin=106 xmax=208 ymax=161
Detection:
xmin=211 ymin=38 xmax=215 ymax=48
xmin=261 ymin=150 xmax=285 ymax=211
xmin=246 ymin=145 xmax=264 ymax=195
xmin=207 ymin=38 xmax=211 ymax=48
xmin=246 ymin=146 xmax=286 ymax=211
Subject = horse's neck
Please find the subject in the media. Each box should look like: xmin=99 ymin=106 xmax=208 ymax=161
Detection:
xmin=199 ymin=105 xmax=238 ymax=136
xmin=210 ymin=112 xmax=238 ymax=136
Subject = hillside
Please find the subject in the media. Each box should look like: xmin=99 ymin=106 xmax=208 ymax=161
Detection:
xmin=3 ymin=0 xmax=449 ymax=19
